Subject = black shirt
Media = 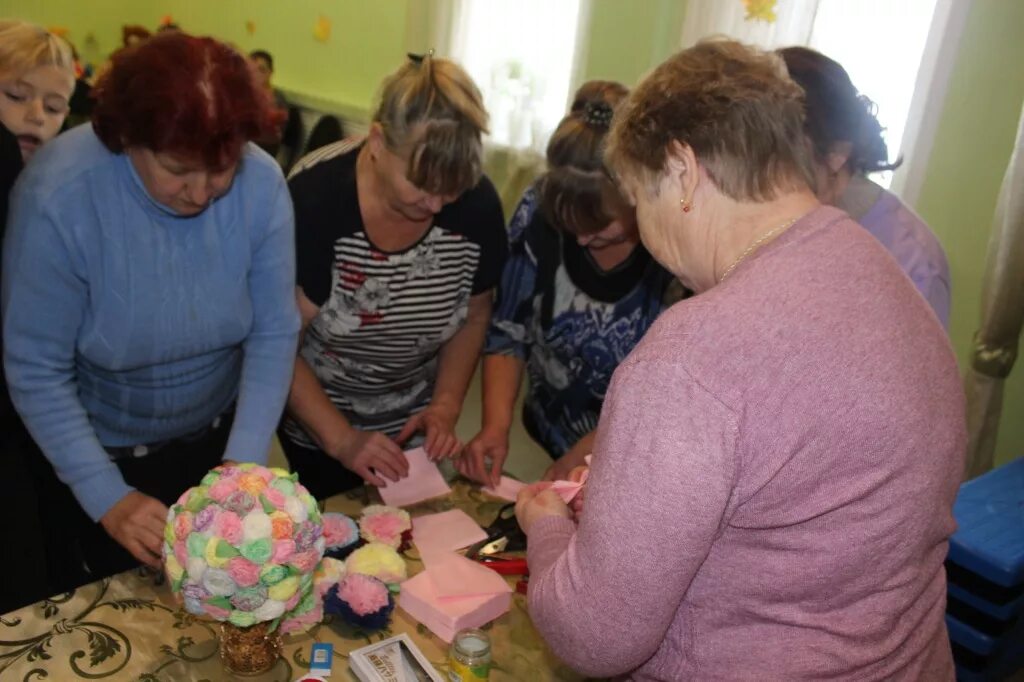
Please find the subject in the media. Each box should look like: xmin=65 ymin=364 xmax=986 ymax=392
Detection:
xmin=282 ymin=139 xmax=508 ymax=439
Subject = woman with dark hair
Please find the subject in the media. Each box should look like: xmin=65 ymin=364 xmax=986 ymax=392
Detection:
xmin=779 ymin=46 xmax=950 ymax=327
xmin=2 ymin=32 xmax=299 ymax=587
xmin=460 ymin=81 xmax=679 ymax=486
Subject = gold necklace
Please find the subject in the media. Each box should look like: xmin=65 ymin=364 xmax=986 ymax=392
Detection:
xmin=719 ymin=217 xmax=799 ymax=281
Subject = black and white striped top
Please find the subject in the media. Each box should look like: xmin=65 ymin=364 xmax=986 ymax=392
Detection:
xmin=282 ymin=139 xmax=507 ymax=445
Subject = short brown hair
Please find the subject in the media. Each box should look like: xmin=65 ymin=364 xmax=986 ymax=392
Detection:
xmin=607 ymin=39 xmax=813 ymax=201
xmin=540 ymin=80 xmax=629 ymax=236
xmin=373 ymin=54 xmax=488 ymax=197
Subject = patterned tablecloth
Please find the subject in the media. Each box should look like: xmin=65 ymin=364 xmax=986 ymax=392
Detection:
xmin=0 ymin=480 xmax=585 ymax=681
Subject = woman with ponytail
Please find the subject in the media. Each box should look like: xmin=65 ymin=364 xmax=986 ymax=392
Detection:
xmin=282 ymin=54 xmax=507 ymax=498
xmin=460 ymin=81 xmax=680 ymax=486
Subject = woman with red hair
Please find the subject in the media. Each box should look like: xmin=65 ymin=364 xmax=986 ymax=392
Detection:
xmin=2 ymin=32 xmax=299 ymax=591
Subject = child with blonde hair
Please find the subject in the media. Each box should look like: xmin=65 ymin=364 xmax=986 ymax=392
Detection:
xmin=0 ymin=20 xmax=75 ymax=161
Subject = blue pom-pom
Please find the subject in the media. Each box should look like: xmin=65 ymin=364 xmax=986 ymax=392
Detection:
xmin=324 ymin=583 xmax=394 ymax=631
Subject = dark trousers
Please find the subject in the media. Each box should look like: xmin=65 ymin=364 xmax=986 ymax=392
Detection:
xmin=277 ymin=429 xmax=363 ymax=501
xmin=14 ymin=416 xmax=234 ymax=602
xmin=0 ymin=416 xmax=52 ymax=613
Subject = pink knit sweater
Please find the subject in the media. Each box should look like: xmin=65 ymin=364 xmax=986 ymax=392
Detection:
xmin=526 ymin=206 xmax=964 ymax=681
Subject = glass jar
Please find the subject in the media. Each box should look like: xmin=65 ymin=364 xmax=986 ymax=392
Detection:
xmin=448 ymin=628 xmax=491 ymax=681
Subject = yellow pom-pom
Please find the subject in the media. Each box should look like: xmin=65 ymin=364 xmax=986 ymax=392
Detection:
xmin=268 ymin=575 xmax=300 ymax=602
xmin=204 ymin=536 xmax=229 ymax=568
xmin=165 ymin=554 xmax=184 ymax=583
xmin=344 ymin=542 xmax=407 ymax=584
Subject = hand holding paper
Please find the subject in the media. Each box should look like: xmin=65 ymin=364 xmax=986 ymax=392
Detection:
xmin=378 ymin=447 xmax=452 ymax=508
xmin=514 ymin=482 xmax=573 ymax=535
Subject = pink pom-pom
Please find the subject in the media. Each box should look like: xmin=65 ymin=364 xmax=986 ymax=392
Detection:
xmin=174 ymin=512 xmax=192 ymax=540
xmin=203 ymin=602 xmax=231 ymax=620
xmin=290 ymin=549 xmax=320 ymax=575
xmin=173 ymin=540 xmax=188 ymax=567
xmin=215 ymin=511 xmax=243 ymax=545
xmin=271 ymin=539 xmax=296 ymax=564
xmin=208 ymin=478 xmax=236 ymax=504
xmin=263 ymin=487 xmax=286 ymax=510
xmin=227 ymin=557 xmax=261 ymax=587
xmin=284 ymin=589 xmax=302 ymax=612
xmin=323 ymin=514 xmax=358 ymax=547
xmin=337 ymin=573 xmax=390 ymax=616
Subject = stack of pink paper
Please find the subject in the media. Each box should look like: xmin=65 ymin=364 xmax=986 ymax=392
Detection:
xmin=379 ymin=447 xmax=452 ymax=508
xmin=399 ymin=552 xmax=512 ymax=642
xmin=412 ymin=509 xmax=487 ymax=554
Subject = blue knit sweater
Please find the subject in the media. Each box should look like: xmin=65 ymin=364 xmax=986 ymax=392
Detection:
xmin=2 ymin=126 xmax=299 ymax=521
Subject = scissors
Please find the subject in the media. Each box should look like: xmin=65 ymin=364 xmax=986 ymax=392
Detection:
xmin=466 ymin=503 xmax=529 ymax=578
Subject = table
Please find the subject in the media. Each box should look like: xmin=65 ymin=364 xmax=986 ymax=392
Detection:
xmin=0 ymin=480 xmax=584 ymax=681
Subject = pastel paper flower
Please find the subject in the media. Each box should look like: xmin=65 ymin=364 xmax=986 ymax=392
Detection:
xmin=268 ymin=576 xmax=300 ymax=602
xmin=242 ymin=511 xmax=272 ymax=542
xmin=223 ymin=490 xmax=256 ymax=516
xmin=215 ymin=511 xmax=243 ymax=546
xmin=208 ymin=478 xmax=236 ymax=504
xmin=186 ymin=533 xmax=207 ymax=558
xmin=173 ymin=540 xmax=188 ymax=567
xmin=271 ymin=539 xmax=296 ymax=564
xmin=314 ymin=557 xmax=346 ymax=597
xmin=294 ymin=520 xmax=321 ymax=551
xmin=284 ymin=588 xmax=302 ymax=612
xmin=279 ymin=605 xmax=322 ymax=635
xmin=174 ymin=511 xmax=193 ymax=540
xmin=358 ymin=506 xmax=410 ymax=549
xmin=238 ymin=472 xmax=267 ymax=496
xmin=202 ymin=568 xmax=237 ymax=597
xmin=260 ymin=564 xmax=288 ymax=586
xmin=227 ymin=557 xmax=261 ymax=587
xmin=240 ymin=538 xmax=272 ymax=565
xmin=203 ymin=601 xmax=230 ymax=620
xmin=285 ymin=497 xmax=307 ymax=524
xmin=204 ymin=536 xmax=230 ymax=569
xmin=182 ymin=583 xmax=209 ymax=601
xmin=184 ymin=596 xmax=204 ymax=615
xmin=194 ymin=505 xmax=216 ymax=532
xmin=230 ymin=584 xmax=268 ymax=612
xmin=271 ymin=477 xmax=295 ymax=497
xmin=252 ymin=598 xmax=286 ymax=622
xmin=270 ymin=511 xmax=294 ymax=540
xmin=289 ymin=549 xmax=321 ymax=575
xmin=263 ymin=487 xmax=287 ymax=510
xmin=337 ymin=573 xmax=390 ymax=615
xmin=186 ymin=557 xmax=207 ymax=582
xmin=344 ymin=543 xmax=407 ymax=584
xmin=165 ymin=555 xmax=184 ymax=584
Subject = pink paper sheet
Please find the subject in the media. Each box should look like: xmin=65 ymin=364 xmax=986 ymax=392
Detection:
xmin=412 ymin=509 xmax=487 ymax=554
xmin=378 ymin=447 xmax=452 ymax=508
xmin=421 ymin=551 xmax=512 ymax=599
xmin=399 ymin=563 xmax=512 ymax=642
xmin=483 ymin=476 xmax=527 ymax=502
xmin=549 ymin=479 xmax=584 ymax=503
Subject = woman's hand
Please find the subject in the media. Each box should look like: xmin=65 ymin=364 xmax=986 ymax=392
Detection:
xmin=100 ymin=491 xmax=170 ymax=569
xmin=542 ymin=435 xmax=593 ymax=481
xmin=329 ymin=428 xmax=410 ymax=487
xmin=396 ymin=402 xmax=462 ymax=461
xmin=458 ymin=426 xmax=510 ymax=487
xmin=515 ymin=482 xmax=572 ymax=535
xmin=566 ymin=465 xmax=589 ymax=517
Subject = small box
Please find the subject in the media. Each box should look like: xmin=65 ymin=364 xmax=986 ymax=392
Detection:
xmin=309 ymin=643 xmax=333 ymax=677
xmin=349 ymin=633 xmax=443 ymax=682
xmin=398 ymin=570 xmax=512 ymax=643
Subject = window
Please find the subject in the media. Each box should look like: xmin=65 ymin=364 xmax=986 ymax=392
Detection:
xmin=447 ymin=0 xmax=585 ymax=152
xmin=680 ymin=0 xmax=967 ymax=200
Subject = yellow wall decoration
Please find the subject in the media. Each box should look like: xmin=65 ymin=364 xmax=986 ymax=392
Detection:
xmin=312 ymin=14 xmax=331 ymax=44
xmin=743 ymin=0 xmax=778 ymax=23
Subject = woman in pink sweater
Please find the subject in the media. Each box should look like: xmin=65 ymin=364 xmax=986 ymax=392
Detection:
xmin=515 ymin=39 xmax=964 ymax=680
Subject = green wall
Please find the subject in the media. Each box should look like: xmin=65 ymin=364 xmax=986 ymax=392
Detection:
xmin=0 ymin=0 xmax=412 ymax=117
xmin=915 ymin=0 xmax=1024 ymax=467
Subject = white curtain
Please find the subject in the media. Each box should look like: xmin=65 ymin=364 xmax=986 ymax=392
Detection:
xmin=680 ymin=0 xmax=819 ymax=49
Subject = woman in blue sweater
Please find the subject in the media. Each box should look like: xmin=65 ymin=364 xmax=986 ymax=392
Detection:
xmin=2 ymin=32 xmax=299 ymax=586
